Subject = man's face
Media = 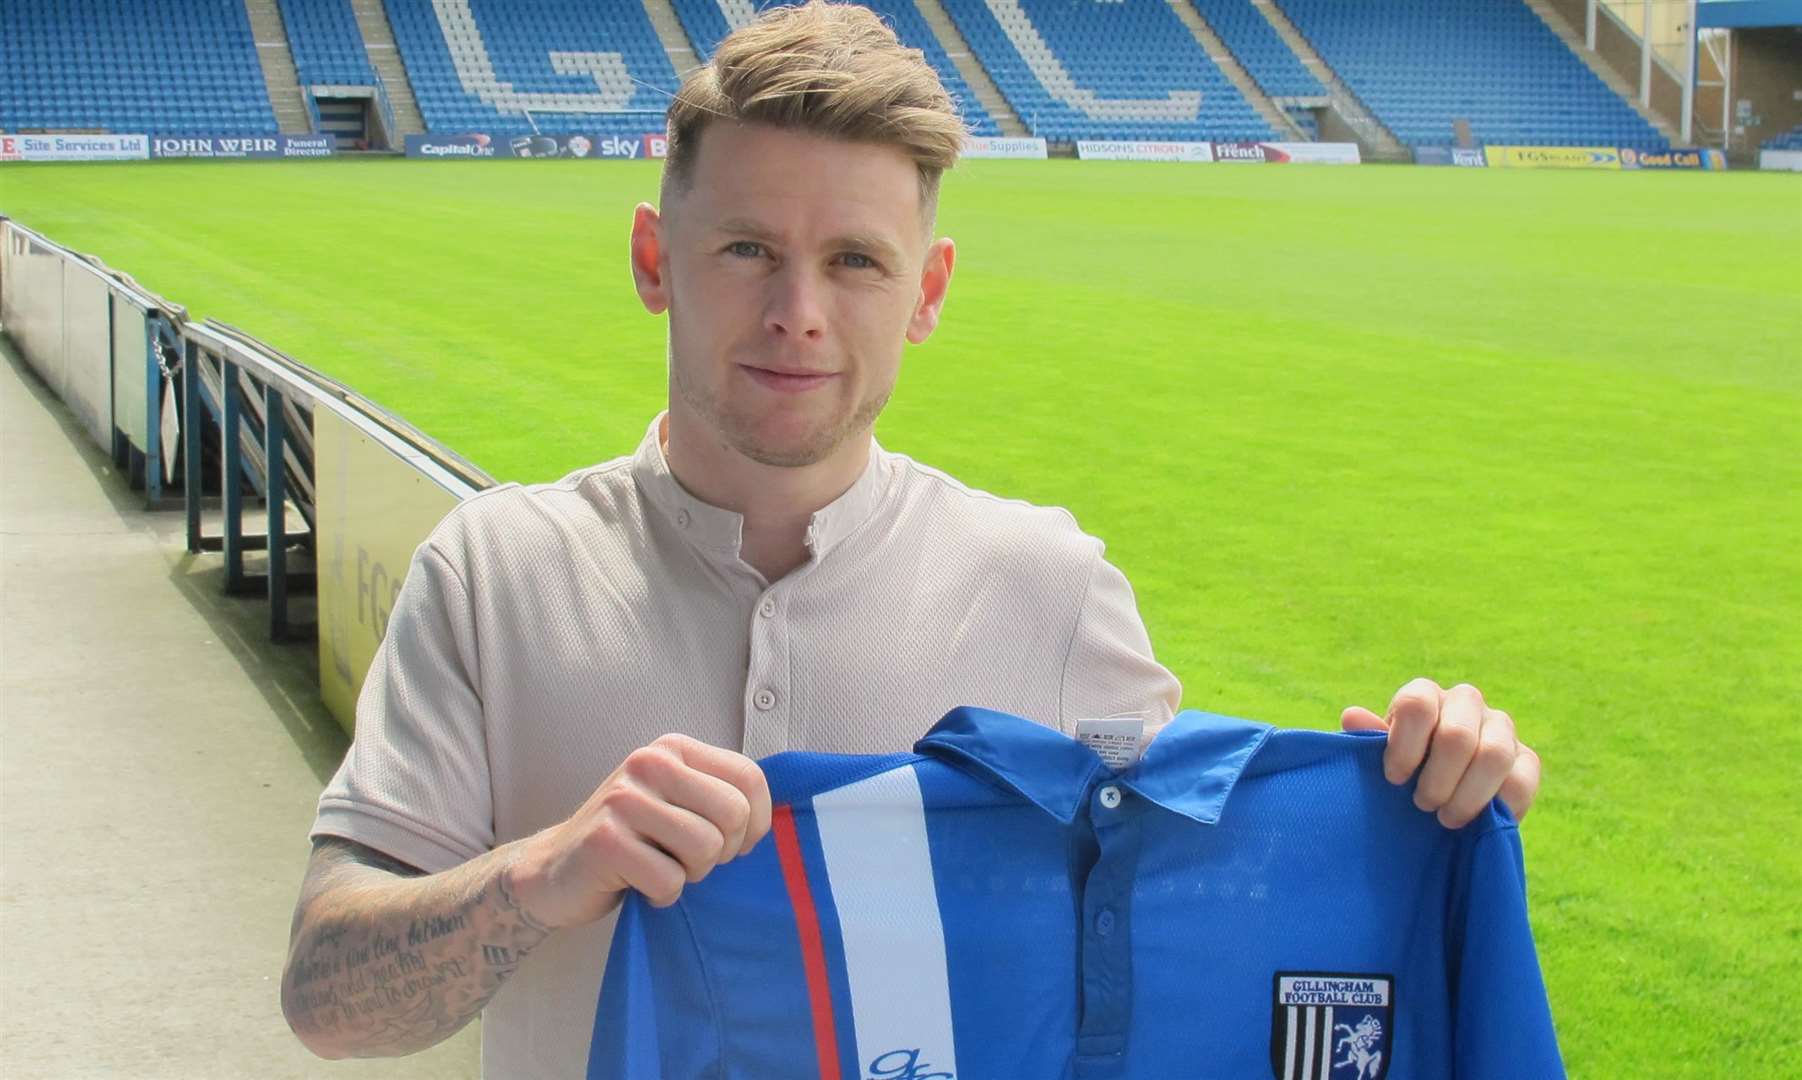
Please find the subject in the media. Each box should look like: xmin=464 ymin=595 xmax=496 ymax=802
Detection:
xmin=634 ymin=123 xmax=953 ymax=468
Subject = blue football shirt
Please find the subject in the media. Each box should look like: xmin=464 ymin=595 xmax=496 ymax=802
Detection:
xmin=588 ymin=707 xmax=1562 ymax=1079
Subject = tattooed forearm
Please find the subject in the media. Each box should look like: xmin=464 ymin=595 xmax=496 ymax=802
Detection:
xmin=281 ymin=839 xmax=551 ymax=1059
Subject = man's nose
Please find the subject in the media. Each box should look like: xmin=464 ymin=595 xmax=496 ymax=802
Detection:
xmin=763 ymin=266 xmax=827 ymax=341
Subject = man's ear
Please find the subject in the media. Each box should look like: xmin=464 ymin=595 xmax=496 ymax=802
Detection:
xmin=906 ymin=237 xmax=956 ymax=345
xmin=630 ymin=202 xmax=669 ymax=315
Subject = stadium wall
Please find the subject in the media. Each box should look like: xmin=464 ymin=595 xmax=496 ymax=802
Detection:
xmin=1547 ymin=0 xmax=1685 ymax=129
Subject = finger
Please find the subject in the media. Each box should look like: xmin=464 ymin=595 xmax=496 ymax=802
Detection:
xmin=711 ymin=753 xmax=772 ymax=856
xmin=1412 ymin=684 xmax=1485 ymax=811
xmin=614 ymin=787 xmax=731 ymax=884
xmin=599 ymin=832 xmax=689 ymax=908
xmin=1382 ymin=678 xmax=1444 ymax=785
xmin=1436 ymin=708 xmax=1520 ymax=828
xmin=628 ymin=742 xmax=755 ymax=862
xmin=1499 ymin=742 xmax=1541 ymax=822
xmin=1341 ymin=705 xmax=1387 ymax=733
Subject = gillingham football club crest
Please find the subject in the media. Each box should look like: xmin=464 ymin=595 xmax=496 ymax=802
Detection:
xmin=1269 ymin=972 xmax=1394 ymax=1079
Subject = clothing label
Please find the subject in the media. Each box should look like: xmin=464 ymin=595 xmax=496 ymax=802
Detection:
xmin=1076 ymin=717 xmax=1145 ymax=770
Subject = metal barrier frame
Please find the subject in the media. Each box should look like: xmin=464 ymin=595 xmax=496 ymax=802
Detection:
xmin=2 ymin=217 xmax=493 ymax=716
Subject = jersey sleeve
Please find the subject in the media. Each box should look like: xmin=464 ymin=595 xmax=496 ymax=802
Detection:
xmin=310 ymin=541 xmax=494 ymax=872
xmin=1058 ymin=546 xmax=1182 ymax=731
xmin=1451 ymin=822 xmax=1565 ymax=1078
xmin=587 ymin=895 xmax=722 ymax=1080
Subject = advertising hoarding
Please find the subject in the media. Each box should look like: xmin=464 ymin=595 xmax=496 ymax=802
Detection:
xmin=1415 ymin=147 xmax=1488 ymax=167
xmin=314 ymin=407 xmax=465 ymax=732
xmin=0 ymin=133 xmax=148 ymax=162
xmin=962 ymin=136 xmax=1049 ymax=160
xmin=1213 ymin=141 xmax=1361 ymax=164
xmin=404 ymin=132 xmax=668 ymax=159
xmin=1620 ymin=147 xmax=1728 ymax=170
xmin=1484 ymin=146 xmax=1623 ymax=169
xmin=1075 ymin=141 xmax=1214 ymax=162
xmin=149 ymin=134 xmax=334 ymax=159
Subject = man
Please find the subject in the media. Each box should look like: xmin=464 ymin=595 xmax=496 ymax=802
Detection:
xmin=281 ymin=4 xmax=1540 ymax=1077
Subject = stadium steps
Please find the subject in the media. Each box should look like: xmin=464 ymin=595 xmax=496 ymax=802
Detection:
xmin=1164 ymin=0 xmax=1305 ymax=140
xmin=1518 ymin=0 xmax=1681 ymax=144
xmin=914 ymin=0 xmax=1030 ymax=137
xmin=642 ymin=0 xmax=701 ymax=77
xmin=352 ymin=0 xmax=426 ymax=135
xmin=1255 ymin=0 xmax=1408 ymax=159
xmin=244 ymin=0 xmax=314 ymax=133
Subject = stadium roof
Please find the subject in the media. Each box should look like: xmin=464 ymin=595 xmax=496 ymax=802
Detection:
xmin=1696 ymin=0 xmax=1802 ymax=29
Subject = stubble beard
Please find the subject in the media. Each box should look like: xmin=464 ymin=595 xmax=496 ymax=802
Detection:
xmin=671 ymin=350 xmax=891 ymax=469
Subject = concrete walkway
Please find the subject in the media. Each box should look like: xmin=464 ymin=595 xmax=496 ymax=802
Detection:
xmin=0 ymin=340 xmax=480 ymax=1077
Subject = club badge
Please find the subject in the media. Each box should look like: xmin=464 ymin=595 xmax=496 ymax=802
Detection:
xmin=1269 ymin=971 xmax=1394 ymax=1079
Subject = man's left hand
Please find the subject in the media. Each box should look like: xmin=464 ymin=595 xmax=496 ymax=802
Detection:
xmin=1341 ymin=678 xmax=1540 ymax=828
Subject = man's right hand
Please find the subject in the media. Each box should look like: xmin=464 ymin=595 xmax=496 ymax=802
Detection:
xmin=508 ymin=734 xmax=772 ymax=930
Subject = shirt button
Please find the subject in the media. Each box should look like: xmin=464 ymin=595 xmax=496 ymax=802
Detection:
xmin=759 ymin=597 xmax=776 ymax=618
xmin=1098 ymin=785 xmax=1122 ymax=810
xmin=675 ymin=509 xmax=691 ymax=529
xmin=1095 ymin=909 xmax=1115 ymax=937
xmin=753 ymin=688 xmax=777 ymax=711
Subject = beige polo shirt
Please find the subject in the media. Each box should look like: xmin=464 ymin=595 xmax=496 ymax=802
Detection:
xmin=313 ymin=414 xmax=1181 ymax=1078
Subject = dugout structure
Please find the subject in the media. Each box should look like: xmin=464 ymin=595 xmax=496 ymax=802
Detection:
xmin=0 ymin=217 xmax=492 ymax=732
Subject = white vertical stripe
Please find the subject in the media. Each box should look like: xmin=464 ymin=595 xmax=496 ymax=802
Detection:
xmin=1283 ymin=1005 xmax=1299 ymax=1080
xmin=1321 ymin=1006 xmax=1335 ymax=1078
xmin=1300 ymin=1008 xmax=1317 ymax=1079
xmin=812 ymin=766 xmax=958 ymax=1079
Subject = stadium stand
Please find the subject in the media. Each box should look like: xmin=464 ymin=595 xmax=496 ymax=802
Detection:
xmin=667 ymin=0 xmax=1000 ymax=135
xmin=278 ymin=0 xmax=378 ymax=87
xmin=1190 ymin=0 xmax=1322 ymax=100
xmin=384 ymin=0 xmax=680 ymax=135
xmin=0 ymin=0 xmax=278 ymax=136
xmin=1277 ymin=0 xmax=1665 ymax=148
xmin=938 ymin=0 xmax=1275 ymax=141
xmin=1763 ymin=123 xmax=1802 ymax=150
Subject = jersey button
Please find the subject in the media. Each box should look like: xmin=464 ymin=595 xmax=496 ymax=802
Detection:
xmin=753 ymin=688 xmax=777 ymax=711
xmin=1098 ymin=785 xmax=1122 ymax=810
xmin=675 ymin=509 xmax=691 ymax=529
xmin=759 ymin=597 xmax=776 ymax=618
xmin=1095 ymin=909 xmax=1116 ymax=936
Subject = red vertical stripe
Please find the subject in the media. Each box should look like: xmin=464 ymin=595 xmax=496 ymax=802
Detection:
xmin=772 ymin=804 xmax=842 ymax=1080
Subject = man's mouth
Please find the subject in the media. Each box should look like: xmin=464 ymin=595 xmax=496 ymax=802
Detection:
xmin=739 ymin=364 xmax=838 ymax=393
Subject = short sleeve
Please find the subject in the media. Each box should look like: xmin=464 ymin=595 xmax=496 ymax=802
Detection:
xmin=311 ymin=541 xmax=493 ymax=873
xmin=1058 ymin=548 xmax=1182 ymax=731
xmin=1451 ymin=824 xmax=1565 ymax=1078
xmin=587 ymin=895 xmax=721 ymax=1080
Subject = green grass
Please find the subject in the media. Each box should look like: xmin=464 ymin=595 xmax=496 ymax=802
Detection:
xmin=4 ymin=158 xmax=1799 ymax=1074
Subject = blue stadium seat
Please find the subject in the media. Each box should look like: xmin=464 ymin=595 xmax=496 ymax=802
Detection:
xmin=0 ymin=0 xmax=278 ymax=136
xmin=669 ymin=0 xmax=1001 ymax=136
xmin=1191 ymin=0 xmax=1322 ymax=100
xmin=937 ymin=0 xmax=1275 ymax=141
xmin=1277 ymin=0 xmax=1664 ymax=149
xmin=385 ymin=0 xmax=680 ymax=136
xmin=280 ymin=0 xmax=378 ymax=87
xmin=1762 ymin=123 xmax=1802 ymax=151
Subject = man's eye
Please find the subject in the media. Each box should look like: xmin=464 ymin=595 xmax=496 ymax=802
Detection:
xmin=727 ymin=241 xmax=764 ymax=258
xmin=840 ymin=252 xmax=877 ymax=270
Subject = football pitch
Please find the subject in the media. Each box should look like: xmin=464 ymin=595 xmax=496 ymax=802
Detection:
xmin=3 ymin=158 xmax=1798 ymax=1074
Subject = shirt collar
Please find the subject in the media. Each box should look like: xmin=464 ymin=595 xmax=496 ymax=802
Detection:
xmin=629 ymin=412 xmax=893 ymax=562
xmin=915 ymin=707 xmax=1274 ymax=825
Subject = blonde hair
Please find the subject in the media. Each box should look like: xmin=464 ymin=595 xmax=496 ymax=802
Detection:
xmin=662 ymin=1 xmax=966 ymax=215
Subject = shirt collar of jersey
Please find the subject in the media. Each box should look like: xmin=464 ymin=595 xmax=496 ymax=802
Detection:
xmin=916 ymin=707 xmax=1275 ymax=825
xmin=629 ymin=413 xmax=893 ymax=562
